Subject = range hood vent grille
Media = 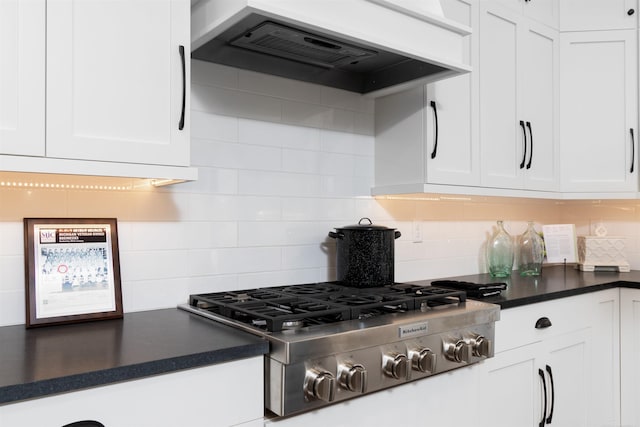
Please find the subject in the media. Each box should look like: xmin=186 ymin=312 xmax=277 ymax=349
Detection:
xmin=230 ymin=22 xmax=378 ymax=69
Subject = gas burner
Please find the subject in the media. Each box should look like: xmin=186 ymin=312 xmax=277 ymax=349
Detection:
xmin=188 ymin=282 xmax=467 ymax=332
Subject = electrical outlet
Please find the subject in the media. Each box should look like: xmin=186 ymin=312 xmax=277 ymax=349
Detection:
xmin=412 ymin=221 xmax=422 ymax=243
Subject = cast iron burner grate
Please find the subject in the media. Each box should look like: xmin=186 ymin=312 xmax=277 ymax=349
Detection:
xmin=189 ymin=283 xmax=466 ymax=332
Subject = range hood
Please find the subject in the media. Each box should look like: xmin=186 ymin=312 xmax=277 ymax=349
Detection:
xmin=191 ymin=0 xmax=471 ymax=97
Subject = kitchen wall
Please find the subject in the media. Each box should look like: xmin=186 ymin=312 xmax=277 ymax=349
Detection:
xmin=0 ymin=60 xmax=638 ymax=326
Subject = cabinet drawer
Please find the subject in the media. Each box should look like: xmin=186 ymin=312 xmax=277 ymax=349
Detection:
xmin=495 ymin=290 xmax=617 ymax=353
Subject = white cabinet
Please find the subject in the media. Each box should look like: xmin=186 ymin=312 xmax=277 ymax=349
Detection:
xmin=0 ymin=0 xmax=195 ymax=181
xmin=46 ymin=0 xmax=190 ymax=166
xmin=0 ymin=357 xmax=264 ymax=427
xmin=479 ymin=329 xmax=590 ymax=427
xmin=479 ymin=2 xmax=559 ymax=192
xmin=621 ymin=288 xmax=640 ymax=427
xmin=0 ymin=0 xmax=45 ymax=156
xmin=560 ymin=0 xmax=638 ymax=31
xmin=486 ymin=0 xmax=558 ymax=29
xmin=374 ymin=0 xmax=478 ymax=191
xmin=559 ymin=30 xmax=638 ymax=193
xmin=478 ymin=289 xmax=620 ymax=427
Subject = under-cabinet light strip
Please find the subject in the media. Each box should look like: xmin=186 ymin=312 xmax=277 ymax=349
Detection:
xmin=0 ymin=181 xmax=132 ymax=191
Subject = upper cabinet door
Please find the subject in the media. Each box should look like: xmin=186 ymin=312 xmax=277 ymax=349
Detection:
xmin=560 ymin=30 xmax=638 ymax=193
xmin=484 ymin=0 xmax=558 ymax=28
xmin=0 ymin=0 xmax=45 ymax=156
xmin=521 ymin=22 xmax=558 ymax=191
xmin=479 ymin=4 xmax=522 ymax=190
xmin=425 ymin=0 xmax=478 ymax=186
xmin=560 ymin=0 xmax=638 ymax=31
xmin=46 ymin=0 xmax=190 ymax=166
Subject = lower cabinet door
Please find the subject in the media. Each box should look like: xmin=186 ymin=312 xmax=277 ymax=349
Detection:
xmin=477 ymin=328 xmax=591 ymax=427
xmin=541 ymin=329 xmax=591 ymax=427
xmin=478 ymin=342 xmax=541 ymax=427
xmin=621 ymin=288 xmax=640 ymax=427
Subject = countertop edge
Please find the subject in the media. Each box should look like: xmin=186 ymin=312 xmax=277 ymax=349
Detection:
xmin=0 ymin=343 xmax=268 ymax=405
xmin=496 ymin=280 xmax=640 ymax=309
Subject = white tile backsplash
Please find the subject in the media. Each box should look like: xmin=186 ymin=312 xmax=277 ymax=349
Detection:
xmin=0 ymin=60 xmax=639 ymax=326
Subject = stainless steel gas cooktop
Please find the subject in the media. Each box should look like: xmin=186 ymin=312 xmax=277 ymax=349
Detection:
xmin=179 ymin=281 xmax=500 ymax=417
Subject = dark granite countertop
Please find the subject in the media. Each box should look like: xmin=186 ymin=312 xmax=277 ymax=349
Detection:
xmin=0 ymin=308 xmax=268 ymax=405
xmin=2 ymin=267 xmax=638 ymax=406
xmin=415 ymin=265 xmax=640 ymax=309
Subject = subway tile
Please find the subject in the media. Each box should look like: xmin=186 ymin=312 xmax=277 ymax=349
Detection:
xmin=282 ymin=149 xmax=321 ymax=174
xmin=237 ymin=144 xmax=282 ymax=171
xmin=283 ymin=221 xmax=330 ymax=246
xmin=191 ymin=60 xmax=238 ymax=89
xmin=239 ymin=70 xmax=322 ymax=104
xmin=320 ymin=129 xmax=374 ymax=155
xmin=126 ymin=222 xmax=188 ymax=251
xmin=237 ymin=268 xmax=328 ymax=288
xmin=282 ymin=198 xmax=356 ymax=221
xmin=323 ymin=109 xmax=356 ymax=133
xmin=122 ymin=278 xmax=190 ymax=312
xmin=282 ymin=245 xmax=330 ymax=269
xmin=195 ymin=247 xmax=282 ymax=275
xmin=0 ymin=187 xmax=68 ymax=221
xmin=184 ymin=221 xmax=238 ymax=249
xmin=178 ymin=194 xmax=233 ymax=222
xmin=320 ymin=86 xmax=374 ymax=113
xmin=191 ymin=84 xmax=238 ymax=116
xmin=319 ymin=152 xmax=356 ymax=176
xmin=281 ymin=100 xmax=327 ymax=128
xmin=239 ymin=170 xmax=322 ymax=197
xmin=321 ymin=175 xmax=372 ymax=198
xmin=66 ymin=190 xmax=131 ymax=219
xmin=190 ymin=111 xmax=238 ymax=141
xmin=0 ymin=255 xmax=23 ymax=291
xmin=240 ymin=119 xmax=321 ymax=151
xmin=354 ymin=111 xmax=375 ymax=136
xmin=235 ymin=196 xmax=282 ymax=221
xmin=0 ymin=222 xmax=23 ymax=255
xmin=120 ymin=249 xmax=189 ymax=281
xmin=177 ymin=166 xmax=238 ymax=195
xmin=235 ymin=91 xmax=282 ymax=122
xmin=186 ymin=274 xmax=239 ymax=295
xmin=238 ymin=222 xmax=287 ymax=247
xmin=0 ymin=290 xmax=24 ymax=326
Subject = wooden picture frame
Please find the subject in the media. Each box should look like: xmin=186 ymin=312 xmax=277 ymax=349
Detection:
xmin=23 ymin=218 xmax=123 ymax=328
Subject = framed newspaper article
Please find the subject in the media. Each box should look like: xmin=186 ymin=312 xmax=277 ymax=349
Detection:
xmin=23 ymin=218 xmax=123 ymax=328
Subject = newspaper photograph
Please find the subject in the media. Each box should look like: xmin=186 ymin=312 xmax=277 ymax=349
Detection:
xmin=32 ymin=223 xmax=118 ymax=319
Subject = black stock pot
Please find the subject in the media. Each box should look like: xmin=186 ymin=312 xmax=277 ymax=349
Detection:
xmin=328 ymin=218 xmax=401 ymax=288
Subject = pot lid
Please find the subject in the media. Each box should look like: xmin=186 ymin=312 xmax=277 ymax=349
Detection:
xmin=335 ymin=217 xmax=396 ymax=231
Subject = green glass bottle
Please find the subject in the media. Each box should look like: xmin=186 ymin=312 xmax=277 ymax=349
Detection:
xmin=517 ymin=221 xmax=545 ymax=276
xmin=487 ymin=220 xmax=514 ymax=277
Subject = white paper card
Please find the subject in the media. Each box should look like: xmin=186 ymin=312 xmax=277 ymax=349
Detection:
xmin=542 ymin=224 xmax=578 ymax=263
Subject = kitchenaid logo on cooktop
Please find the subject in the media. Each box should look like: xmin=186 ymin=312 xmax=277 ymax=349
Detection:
xmin=399 ymin=322 xmax=429 ymax=338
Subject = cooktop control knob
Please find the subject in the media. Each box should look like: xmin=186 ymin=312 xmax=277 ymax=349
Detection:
xmin=409 ymin=347 xmax=437 ymax=373
xmin=444 ymin=339 xmax=473 ymax=363
xmin=467 ymin=333 xmax=492 ymax=358
xmin=383 ymin=352 xmax=408 ymax=380
xmin=338 ymin=363 xmax=368 ymax=393
xmin=304 ymin=369 xmax=336 ymax=402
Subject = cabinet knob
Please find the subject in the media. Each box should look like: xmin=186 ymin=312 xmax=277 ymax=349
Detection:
xmin=628 ymin=8 xmax=635 ymax=15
